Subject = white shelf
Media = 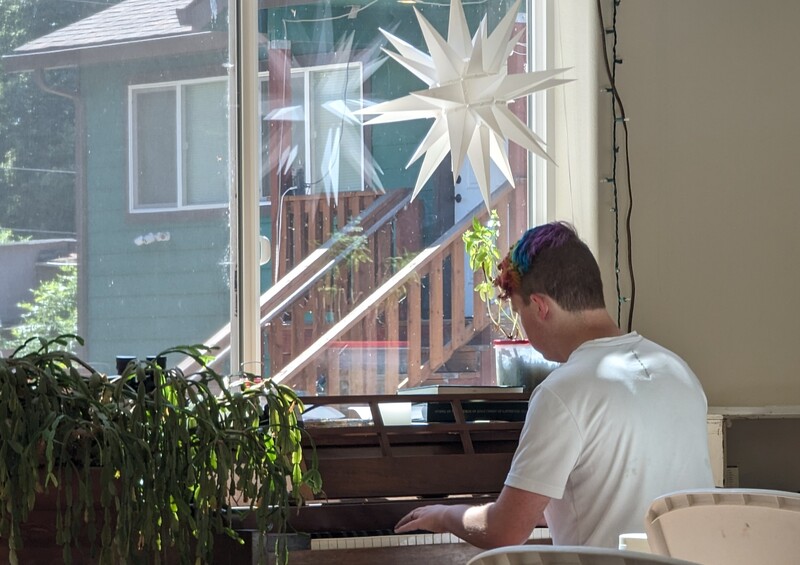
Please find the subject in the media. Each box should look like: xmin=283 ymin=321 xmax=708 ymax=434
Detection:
xmin=708 ymin=406 xmax=800 ymax=419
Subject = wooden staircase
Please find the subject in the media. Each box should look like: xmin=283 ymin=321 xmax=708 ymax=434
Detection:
xmin=181 ymin=183 xmax=524 ymax=394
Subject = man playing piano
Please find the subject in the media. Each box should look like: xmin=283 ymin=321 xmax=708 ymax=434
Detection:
xmin=395 ymin=221 xmax=714 ymax=548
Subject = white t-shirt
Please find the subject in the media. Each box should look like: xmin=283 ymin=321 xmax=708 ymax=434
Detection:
xmin=505 ymin=332 xmax=714 ymax=547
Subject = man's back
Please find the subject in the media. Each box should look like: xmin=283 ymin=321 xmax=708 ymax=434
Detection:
xmin=505 ymin=332 xmax=714 ymax=547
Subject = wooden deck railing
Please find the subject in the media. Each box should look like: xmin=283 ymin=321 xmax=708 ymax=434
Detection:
xmin=178 ymin=188 xmax=417 ymax=375
xmin=271 ymin=183 xmax=520 ymax=394
xmin=265 ymin=189 xmax=423 ymax=382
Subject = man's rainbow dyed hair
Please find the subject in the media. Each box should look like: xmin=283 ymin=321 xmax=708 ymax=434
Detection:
xmin=494 ymin=222 xmax=576 ymax=299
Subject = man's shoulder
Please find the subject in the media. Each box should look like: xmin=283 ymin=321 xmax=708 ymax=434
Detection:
xmin=534 ymin=361 xmax=594 ymax=397
xmin=574 ymin=332 xmax=687 ymax=363
xmin=545 ymin=333 xmax=696 ymax=392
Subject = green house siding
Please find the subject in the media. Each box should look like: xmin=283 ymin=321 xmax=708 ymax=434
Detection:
xmin=82 ymin=58 xmax=230 ymax=370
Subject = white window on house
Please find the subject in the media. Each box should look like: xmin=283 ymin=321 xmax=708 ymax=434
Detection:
xmin=260 ymin=62 xmax=364 ymax=201
xmin=129 ymin=78 xmax=229 ymax=212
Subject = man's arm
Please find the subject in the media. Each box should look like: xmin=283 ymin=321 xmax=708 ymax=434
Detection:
xmin=394 ymin=485 xmax=549 ymax=549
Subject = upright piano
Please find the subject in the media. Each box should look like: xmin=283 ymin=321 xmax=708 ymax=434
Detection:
xmin=215 ymin=393 xmax=550 ymax=564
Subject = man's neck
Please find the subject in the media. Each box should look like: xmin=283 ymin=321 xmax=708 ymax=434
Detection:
xmin=558 ymin=309 xmax=624 ymax=361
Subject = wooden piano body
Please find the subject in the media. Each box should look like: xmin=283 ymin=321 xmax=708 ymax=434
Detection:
xmin=216 ymin=393 xmax=549 ymax=564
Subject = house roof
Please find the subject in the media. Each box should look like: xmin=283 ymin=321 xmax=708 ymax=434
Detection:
xmin=2 ymin=0 xmax=227 ymax=72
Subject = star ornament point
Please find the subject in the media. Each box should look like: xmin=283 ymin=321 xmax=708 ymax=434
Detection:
xmin=359 ymin=0 xmax=571 ymax=210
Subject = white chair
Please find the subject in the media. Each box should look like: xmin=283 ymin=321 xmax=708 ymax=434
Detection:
xmin=467 ymin=545 xmax=700 ymax=565
xmin=644 ymin=487 xmax=800 ymax=565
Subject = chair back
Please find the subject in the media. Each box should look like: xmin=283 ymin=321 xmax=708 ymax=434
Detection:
xmin=467 ymin=545 xmax=700 ymax=565
xmin=644 ymin=488 xmax=800 ymax=565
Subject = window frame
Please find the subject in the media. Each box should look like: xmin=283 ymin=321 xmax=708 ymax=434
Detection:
xmin=128 ymin=76 xmax=229 ymax=214
xmin=237 ymin=0 xmax=546 ymax=380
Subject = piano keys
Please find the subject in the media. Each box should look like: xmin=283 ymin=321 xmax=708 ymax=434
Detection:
xmin=310 ymin=528 xmax=552 ymax=550
xmin=213 ymin=525 xmax=551 ymax=565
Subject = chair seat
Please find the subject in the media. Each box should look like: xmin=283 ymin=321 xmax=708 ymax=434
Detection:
xmin=645 ymin=488 xmax=800 ymax=565
xmin=467 ymin=545 xmax=700 ymax=565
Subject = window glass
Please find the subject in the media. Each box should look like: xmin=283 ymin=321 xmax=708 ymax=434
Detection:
xmin=183 ymin=80 xmax=228 ymax=206
xmin=257 ymin=0 xmax=539 ymax=398
xmin=260 ymin=65 xmax=363 ymax=201
xmin=134 ymin=88 xmax=177 ymax=208
xmin=289 ymin=72 xmax=306 ymax=192
xmin=0 ymin=0 xmax=233 ymax=374
xmin=1 ymin=0 xmax=541 ymax=399
xmin=130 ymin=79 xmax=228 ymax=211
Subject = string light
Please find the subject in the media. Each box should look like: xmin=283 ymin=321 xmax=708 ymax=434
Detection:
xmin=597 ymin=0 xmax=636 ymax=332
xmin=283 ymin=0 xmax=379 ymax=25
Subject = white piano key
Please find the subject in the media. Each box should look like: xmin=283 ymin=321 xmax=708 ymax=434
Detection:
xmin=309 ymin=527 xmax=550 ymax=551
xmin=532 ymin=527 xmax=550 ymax=540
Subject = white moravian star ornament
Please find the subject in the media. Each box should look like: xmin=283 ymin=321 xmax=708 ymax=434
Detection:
xmin=359 ymin=0 xmax=571 ymax=210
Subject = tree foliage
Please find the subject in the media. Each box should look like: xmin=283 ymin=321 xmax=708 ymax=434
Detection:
xmin=0 ymin=264 xmax=77 ymax=353
xmin=0 ymin=225 xmax=28 ymax=243
xmin=0 ymin=0 xmax=120 ymax=238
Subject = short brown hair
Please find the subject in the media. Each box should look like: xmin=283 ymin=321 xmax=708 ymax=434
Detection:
xmin=495 ymin=222 xmax=605 ymax=312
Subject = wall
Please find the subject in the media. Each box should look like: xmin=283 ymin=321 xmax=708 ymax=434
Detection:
xmin=545 ymin=0 xmax=800 ymax=490
xmin=559 ymin=0 xmax=800 ymax=407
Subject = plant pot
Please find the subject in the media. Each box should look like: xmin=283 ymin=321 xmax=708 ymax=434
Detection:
xmin=492 ymin=340 xmax=560 ymax=393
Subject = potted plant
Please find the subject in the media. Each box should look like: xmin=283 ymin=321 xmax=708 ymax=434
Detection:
xmin=0 ymin=334 xmax=320 ymax=565
xmin=462 ymin=212 xmax=559 ymax=391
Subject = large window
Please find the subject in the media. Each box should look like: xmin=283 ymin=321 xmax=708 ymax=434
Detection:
xmin=1 ymin=0 xmax=543 ymax=397
xmin=129 ymin=78 xmax=229 ymax=212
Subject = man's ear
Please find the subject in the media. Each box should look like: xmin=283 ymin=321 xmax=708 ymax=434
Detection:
xmin=530 ymin=294 xmax=549 ymax=320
